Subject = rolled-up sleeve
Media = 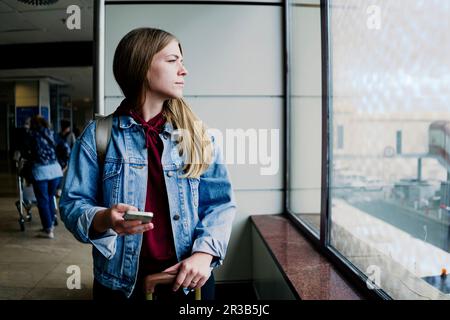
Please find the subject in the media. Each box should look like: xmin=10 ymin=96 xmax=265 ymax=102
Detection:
xmin=191 ymin=134 xmax=237 ymax=267
xmin=59 ymin=121 xmax=117 ymax=260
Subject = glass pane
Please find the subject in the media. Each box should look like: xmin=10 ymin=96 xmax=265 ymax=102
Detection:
xmin=329 ymin=0 xmax=450 ymax=299
xmin=288 ymin=0 xmax=322 ymax=235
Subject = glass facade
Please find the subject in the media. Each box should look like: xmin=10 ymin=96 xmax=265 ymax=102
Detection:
xmin=327 ymin=0 xmax=450 ymax=299
xmin=288 ymin=0 xmax=450 ymax=299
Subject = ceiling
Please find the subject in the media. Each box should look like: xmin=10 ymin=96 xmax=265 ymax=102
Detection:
xmin=0 ymin=0 xmax=93 ymax=102
xmin=0 ymin=0 xmax=93 ymax=44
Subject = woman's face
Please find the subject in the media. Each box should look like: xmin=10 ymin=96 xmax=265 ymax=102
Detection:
xmin=147 ymin=40 xmax=188 ymax=100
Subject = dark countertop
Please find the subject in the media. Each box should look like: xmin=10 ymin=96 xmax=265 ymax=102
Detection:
xmin=251 ymin=214 xmax=363 ymax=300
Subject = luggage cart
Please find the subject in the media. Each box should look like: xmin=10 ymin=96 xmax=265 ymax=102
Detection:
xmin=15 ymin=157 xmax=59 ymax=231
xmin=15 ymin=158 xmax=35 ymax=231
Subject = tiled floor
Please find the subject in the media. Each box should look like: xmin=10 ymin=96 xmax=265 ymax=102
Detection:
xmin=0 ymin=173 xmax=19 ymax=197
xmin=0 ymin=195 xmax=93 ymax=300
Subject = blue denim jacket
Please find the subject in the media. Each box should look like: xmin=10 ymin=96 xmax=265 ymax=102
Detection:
xmin=26 ymin=127 xmax=63 ymax=181
xmin=59 ymin=115 xmax=236 ymax=297
xmin=32 ymin=162 xmax=63 ymax=181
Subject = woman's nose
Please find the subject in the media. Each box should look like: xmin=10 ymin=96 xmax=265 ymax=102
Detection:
xmin=179 ymin=64 xmax=188 ymax=76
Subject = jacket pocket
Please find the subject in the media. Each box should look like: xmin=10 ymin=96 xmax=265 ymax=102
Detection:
xmin=102 ymin=161 xmax=122 ymax=205
xmin=188 ymin=177 xmax=200 ymax=208
xmin=93 ymin=238 xmax=125 ymax=278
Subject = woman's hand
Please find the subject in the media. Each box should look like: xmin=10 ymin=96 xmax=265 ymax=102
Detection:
xmin=163 ymin=252 xmax=214 ymax=291
xmin=92 ymin=203 xmax=154 ymax=235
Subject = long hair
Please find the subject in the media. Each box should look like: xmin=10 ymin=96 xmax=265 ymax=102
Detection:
xmin=113 ymin=27 xmax=212 ymax=178
xmin=30 ymin=115 xmax=50 ymax=130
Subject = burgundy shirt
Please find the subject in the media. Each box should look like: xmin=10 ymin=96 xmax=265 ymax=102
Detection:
xmin=115 ymin=101 xmax=177 ymax=275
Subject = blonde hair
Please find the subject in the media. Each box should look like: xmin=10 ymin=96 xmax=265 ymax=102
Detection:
xmin=113 ymin=27 xmax=212 ymax=178
xmin=163 ymin=99 xmax=212 ymax=178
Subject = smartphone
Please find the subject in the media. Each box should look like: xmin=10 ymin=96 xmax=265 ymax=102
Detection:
xmin=123 ymin=210 xmax=154 ymax=223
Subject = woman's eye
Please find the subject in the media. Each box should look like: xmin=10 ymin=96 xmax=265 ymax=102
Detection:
xmin=168 ymin=60 xmax=176 ymax=62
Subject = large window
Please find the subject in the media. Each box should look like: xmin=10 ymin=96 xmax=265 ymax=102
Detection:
xmin=328 ymin=0 xmax=450 ymax=299
xmin=288 ymin=0 xmax=450 ymax=299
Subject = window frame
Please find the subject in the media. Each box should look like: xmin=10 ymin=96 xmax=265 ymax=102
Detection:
xmin=284 ymin=0 xmax=392 ymax=300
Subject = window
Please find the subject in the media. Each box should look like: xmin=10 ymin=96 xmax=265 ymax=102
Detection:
xmin=396 ymin=130 xmax=402 ymax=154
xmin=327 ymin=0 xmax=450 ymax=299
xmin=287 ymin=0 xmax=450 ymax=299
xmin=337 ymin=125 xmax=344 ymax=149
xmin=287 ymin=0 xmax=322 ymax=236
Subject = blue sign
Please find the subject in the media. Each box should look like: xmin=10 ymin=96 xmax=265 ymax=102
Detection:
xmin=40 ymin=106 xmax=49 ymax=122
xmin=16 ymin=106 xmax=39 ymax=128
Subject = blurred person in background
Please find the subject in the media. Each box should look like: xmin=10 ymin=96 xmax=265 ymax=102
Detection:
xmin=24 ymin=115 xmax=63 ymax=239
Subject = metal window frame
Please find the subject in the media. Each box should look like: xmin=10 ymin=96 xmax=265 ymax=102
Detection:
xmin=284 ymin=1 xmax=322 ymax=243
xmin=284 ymin=0 xmax=391 ymax=300
xmin=94 ymin=0 xmax=105 ymax=117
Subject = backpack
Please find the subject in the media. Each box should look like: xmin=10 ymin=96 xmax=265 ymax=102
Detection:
xmin=95 ymin=114 xmax=114 ymax=167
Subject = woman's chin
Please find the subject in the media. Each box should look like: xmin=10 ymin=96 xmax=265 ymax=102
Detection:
xmin=161 ymin=89 xmax=184 ymax=100
xmin=170 ymin=92 xmax=184 ymax=99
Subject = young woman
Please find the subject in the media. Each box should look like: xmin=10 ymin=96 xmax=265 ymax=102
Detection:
xmin=25 ymin=115 xmax=63 ymax=239
xmin=59 ymin=28 xmax=236 ymax=300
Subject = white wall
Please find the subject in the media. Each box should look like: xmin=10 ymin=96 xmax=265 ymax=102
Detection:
xmin=104 ymin=2 xmax=284 ymax=281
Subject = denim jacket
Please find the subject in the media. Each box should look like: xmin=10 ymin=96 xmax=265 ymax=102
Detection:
xmin=25 ymin=128 xmax=63 ymax=181
xmin=27 ymin=127 xmax=58 ymax=165
xmin=59 ymin=115 xmax=236 ymax=297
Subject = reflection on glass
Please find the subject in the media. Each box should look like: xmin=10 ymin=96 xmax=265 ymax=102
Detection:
xmin=288 ymin=0 xmax=322 ymax=235
xmin=329 ymin=0 xmax=450 ymax=299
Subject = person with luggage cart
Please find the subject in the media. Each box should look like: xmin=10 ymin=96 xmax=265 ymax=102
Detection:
xmin=60 ymin=28 xmax=236 ymax=300
xmin=24 ymin=115 xmax=64 ymax=239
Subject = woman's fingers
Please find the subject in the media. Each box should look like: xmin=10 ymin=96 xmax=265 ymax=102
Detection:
xmin=122 ymin=219 xmax=142 ymax=229
xmin=163 ymin=262 xmax=181 ymax=275
xmin=109 ymin=203 xmax=143 ymax=233
xmin=113 ymin=203 xmax=139 ymax=213
xmin=174 ymin=267 xmax=206 ymax=291
xmin=173 ymin=267 xmax=188 ymax=292
xmin=196 ymin=276 xmax=208 ymax=289
xmin=127 ymin=222 xmax=153 ymax=234
xmin=116 ymin=221 xmax=153 ymax=235
xmin=181 ymin=272 xmax=196 ymax=290
xmin=170 ymin=255 xmax=213 ymax=291
xmin=190 ymin=275 xmax=203 ymax=289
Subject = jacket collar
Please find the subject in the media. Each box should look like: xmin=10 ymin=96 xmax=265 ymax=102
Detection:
xmin=118 ymin=115 xmax=174 ymax=135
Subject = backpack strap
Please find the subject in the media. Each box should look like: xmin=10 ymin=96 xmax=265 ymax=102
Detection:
xmin=95 ymin=114 xmax=114 ymax=167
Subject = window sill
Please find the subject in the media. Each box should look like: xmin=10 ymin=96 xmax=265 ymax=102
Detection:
xmin=250 ymin=214 xmax=363 ymax=300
